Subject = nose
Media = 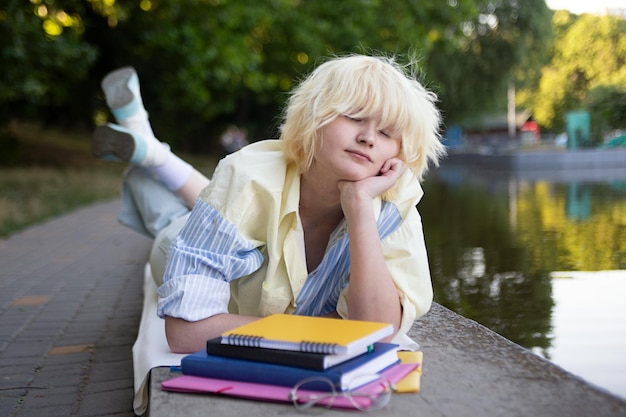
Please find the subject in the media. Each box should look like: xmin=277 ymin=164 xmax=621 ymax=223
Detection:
xmin=358 ymin=122 xmax=376 ymax=146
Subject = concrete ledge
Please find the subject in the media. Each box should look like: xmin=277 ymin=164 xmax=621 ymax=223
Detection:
xmin=147 ymin=303 xmax=626 ymax=416
xmin=447 ymin=148 xmax=626 ymax=171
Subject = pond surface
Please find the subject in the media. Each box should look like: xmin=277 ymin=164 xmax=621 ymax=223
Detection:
xmin=420 ymin=162 xmax=626 ymax=399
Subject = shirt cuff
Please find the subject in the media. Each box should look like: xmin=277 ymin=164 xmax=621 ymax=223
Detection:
xmin=156 ymin=275 xmax=230 ymax=321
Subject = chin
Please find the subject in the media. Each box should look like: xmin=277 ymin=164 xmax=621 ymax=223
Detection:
xmin=338 ymin=170 xmax=366 ymax=179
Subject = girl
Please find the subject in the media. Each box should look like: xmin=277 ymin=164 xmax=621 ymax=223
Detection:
xmin=93 ymin=54 xmax=446 ymax=354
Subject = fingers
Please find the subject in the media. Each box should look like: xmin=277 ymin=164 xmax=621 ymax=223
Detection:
xmin=379 ymin=158 xmax=407 ymax=179
xmin=340 ymin=158 xmax=407 ymax=201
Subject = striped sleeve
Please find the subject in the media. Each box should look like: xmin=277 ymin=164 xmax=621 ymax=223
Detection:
xmin=156 ymin=200 xmax=264 ymax=321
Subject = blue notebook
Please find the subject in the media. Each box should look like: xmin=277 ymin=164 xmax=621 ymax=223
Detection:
xmin=181 ymin=342 xmax=399 ymax=392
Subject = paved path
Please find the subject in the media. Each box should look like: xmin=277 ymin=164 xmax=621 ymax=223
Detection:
xmin=0 ymin=200 xmax=151 ymax=417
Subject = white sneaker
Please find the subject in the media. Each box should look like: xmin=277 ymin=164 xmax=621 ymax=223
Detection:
xmin=101 ymin=67 xmax=148 ymax=122
xmin=101 ymin=67 xmax=158 ymax=140
xmin=92 ymin=122 xmax=169 ymax=167
xmin=92 ymin=123 xmax=142 ymax=164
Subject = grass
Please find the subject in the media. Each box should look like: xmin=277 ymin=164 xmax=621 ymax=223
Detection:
xmin=0 ymin=121 xmax=218 ymax=238
xmin=0 ymin=165 xmax=124 ymax=237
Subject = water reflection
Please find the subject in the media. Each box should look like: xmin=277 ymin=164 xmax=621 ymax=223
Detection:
xmin=421 ymin=162 xmax=626 ymax=398
xmin=549 ymin=270 xmax=626 ymax=399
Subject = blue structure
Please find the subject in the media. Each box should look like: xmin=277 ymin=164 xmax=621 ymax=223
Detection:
xmin=565 ymin=110 xmax=591 ymax=149
xmin=444 ymin=125 xmax=463 ymax=149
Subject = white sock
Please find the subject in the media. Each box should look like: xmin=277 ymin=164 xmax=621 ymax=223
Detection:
xmin=121 ymin=115 xmax=155 ymax=140
xmin=148 ymin=152 xmax=193 ymax=191
xmin=140 ymin=138 xmax=170 ymax=167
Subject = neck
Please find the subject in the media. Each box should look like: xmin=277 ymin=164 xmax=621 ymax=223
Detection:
xmin=299 ymin=171 xmax=343 ymax=225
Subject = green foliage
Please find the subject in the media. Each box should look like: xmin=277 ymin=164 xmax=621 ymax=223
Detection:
xmin=426 ymin=0 xmax=553 ymax=124
xmin=531 ymin=12 xmax=626 ymax=131
xmin=0 ymin=0 xmax=98 ymax=125
xmin=104 ymin=0 xmax=478 ymax=145
xmin=587 ymin=83 xmax=626 ymax=135
xmin=119 ymin=0 xmax=281 ymax=144
xmin=1 ymin=0 xmax=556 ymax=149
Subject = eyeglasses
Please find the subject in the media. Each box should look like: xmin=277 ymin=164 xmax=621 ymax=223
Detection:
xmin=288 ymin=374 xmax=395 ymax=412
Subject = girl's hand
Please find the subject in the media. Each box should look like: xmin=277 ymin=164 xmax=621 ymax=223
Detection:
xmin=338 ymin=158 xmax=407 ymax=203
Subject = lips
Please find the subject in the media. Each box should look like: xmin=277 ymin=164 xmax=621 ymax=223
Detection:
xmin=346 ymin=149 xmax=372 ymax=162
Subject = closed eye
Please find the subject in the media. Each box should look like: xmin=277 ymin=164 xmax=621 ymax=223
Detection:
xmin=344 ymin=115 xmax=363 ymax=123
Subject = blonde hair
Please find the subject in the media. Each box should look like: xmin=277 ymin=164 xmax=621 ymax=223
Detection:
xmin=280 ymin=54 xmax=446 ymax=194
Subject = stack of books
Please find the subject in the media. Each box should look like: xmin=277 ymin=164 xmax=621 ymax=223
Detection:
xmin=161 ymin=314 xmax=422 ymax=408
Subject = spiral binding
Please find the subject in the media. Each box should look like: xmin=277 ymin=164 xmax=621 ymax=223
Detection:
xmin=225 ymin=334 xmax=340 ymax=354
xmin=226 ymin=334 xmax=264 ymax=347
xmin=299 ymin=342 xmax=339 ymax=354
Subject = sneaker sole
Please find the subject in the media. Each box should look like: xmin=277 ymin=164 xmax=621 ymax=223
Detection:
xmin=92 ymin=125 xmax=135 ymax=162
xmin=101 ymin=67 xmax=136 ymax=109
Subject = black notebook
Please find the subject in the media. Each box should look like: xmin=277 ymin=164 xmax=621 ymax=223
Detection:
xmin=206 ymin=337 xmax=369 ymax=370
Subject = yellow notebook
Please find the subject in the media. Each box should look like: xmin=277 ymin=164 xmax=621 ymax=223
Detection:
xmin=395 ymin=351 xmax=423 ymax=393
xmin=221 ymin=314 xmax=394 ymax=355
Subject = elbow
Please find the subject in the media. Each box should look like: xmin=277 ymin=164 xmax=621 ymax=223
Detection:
xmin=167 ymin=339 xmax=191 ymax=354
xmin=164 ymin=316 xmax=201 ymax=354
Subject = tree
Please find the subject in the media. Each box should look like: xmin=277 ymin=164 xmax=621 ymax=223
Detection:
xmin=87 ymin=0 xmax=479 ymax=147
xmin=2 ymin=0 xmax=556 ymax=152
xmin=0 ymin=0 xmax=99 ymax=125
xmin=425 ymin=0 xmax=553 ymax=125
xmin=530 ymin=12 xmax=626 ymax=131
xmin=0 ymin=0 xmax=108 ymax=162
xmin=587 ymin=83 xmax=626 ymax=137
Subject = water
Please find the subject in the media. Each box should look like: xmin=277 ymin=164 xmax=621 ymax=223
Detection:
xmin=420 ymin=162 xmax=626 ymax=399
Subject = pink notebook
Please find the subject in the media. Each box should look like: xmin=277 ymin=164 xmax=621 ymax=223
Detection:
xmin=162 ymin=362 xmax=417 ymax=410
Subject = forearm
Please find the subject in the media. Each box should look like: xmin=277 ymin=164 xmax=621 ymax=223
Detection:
xmin=344 ymin=196 xmax=402 ymax=333
xmin=165 ymin=313 xmax=258 ymax=353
